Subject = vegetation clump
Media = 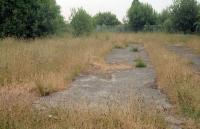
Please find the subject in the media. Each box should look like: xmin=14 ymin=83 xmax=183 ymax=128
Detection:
xmin=114 ymin=44 xmax=124 ymax=49
xmin=128 ymin=0 xmax=157 ymax=31
xmin=70 ymin=8 xmax=94 ymax=37
xmin=0 ymin=0 xmax=65 ymax=38
xmin=35 ymin=80 xmax=54 ymax=96
xmin=94 ymin=12 xmax=120 ymax=26
xmin=171 ymin=0 xmax=199 ymax=33
xmin=135 ymin=58 xmax=147 ymax=68
xmin=131 ymin=47 xmax=139 ymax=52
xmin=127 ymin=0 xmax=200 ymax=33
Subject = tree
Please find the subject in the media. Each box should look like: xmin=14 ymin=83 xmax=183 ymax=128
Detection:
xmin=163 ymin=18 xmax=174 ymax=32
xmin=132 ymin=0 xmax=139 ymax=6
xmin=94 ymin=12 xmax=120 ymax=26
xmin=194 ymin=5 xmax=200 ymax=32
xmin=158 ymin=8 xmax=171 ymax=24
xmin=70 ymin=8 xmax=94 ymax=36
xmin=0 ymin=0 xmax=65 ymax=38
xmin=158 ymin=8 xmax=174 ymax=32
xmin=128 ymin=0 xmax=157 ymax=31
xmin=171 ymin=0 xmax=199 ymax=33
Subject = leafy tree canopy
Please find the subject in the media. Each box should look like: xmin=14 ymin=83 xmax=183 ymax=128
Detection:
xmin=171 ymin=0 xmax=199 ymax=33
xmin=70 ymin=8 xmax=94 ymax=36
xmin=94 ymin=12 xmax=120 ymax=26
xmin=128 ymin=0 xmax=157 ymax=31
xmin=0 ymin=0 xmax=65 ymax=38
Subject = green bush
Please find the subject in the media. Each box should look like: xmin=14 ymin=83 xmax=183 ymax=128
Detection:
xmin=135 ymin=58 xmax=147 ymax=68
xmin=0 ymin=0 xmax=65 ymax=38
xmin=157 ymin=8 xmax=174 ymax=32
xmin=70 ymin=8 xmax=94 ymax=37
xmin=114 ymin=45 xmax=124 ymax=49
xmin=195 ymin=11 xmax=200 ymax=32
xmin=131 ymin=47 xmax=138 ymax=52
xmin=163 ymin=18 xmax=174 ymax=32
xmin=195 ymin=22 xmax=200 ymax=32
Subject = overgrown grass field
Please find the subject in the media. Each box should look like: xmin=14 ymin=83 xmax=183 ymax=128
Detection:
xmin=0 ymin=33 xmax=200 ymax=128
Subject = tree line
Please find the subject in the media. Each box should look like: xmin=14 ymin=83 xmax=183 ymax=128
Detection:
xmin=0 ymin=0 xmax=200 ymax=38
xmin=128 ymin=0 xmax=200 ymax=33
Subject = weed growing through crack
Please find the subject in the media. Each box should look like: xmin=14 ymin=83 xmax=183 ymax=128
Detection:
xmin=135 ymin=58 xmax=147 ymax=68
xmin=131 ymin=47 xmax=139 ymax=52
xmin=35 ymin=80 xmax=53 ymax=96
xmin=114 ymin=44 xmax=124 ymax=49
xmin=125 ymin=44 xmax=129 ymax=47
xmin=187 ymin=60 xmax=194 ymax=65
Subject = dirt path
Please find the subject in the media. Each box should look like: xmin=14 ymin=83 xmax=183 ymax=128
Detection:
xmin=34 ymin=44 xmax=182 ymax=129
xmin=168 ymin=44 xmax=200 ymax=72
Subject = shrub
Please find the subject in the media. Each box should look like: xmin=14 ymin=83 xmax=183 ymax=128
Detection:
xmin=70 ymin=8 xmax=94 ymax=36
xmin=163 ymin=18 xmax=174 ymax=32
xmin=131 ymin=47 xmax=138 ymax=52
xmin=135 ymin=58 xmax=147 ymax=68
xmin=114 ymin=45 xmax=124 ymax=49
xmin=35 ymin=80 xmax=54 ymax=96
xmin=0 ymin=0 xmax=65 ymax=38
xmin=195 ymin=11 xmax=200 ymax=32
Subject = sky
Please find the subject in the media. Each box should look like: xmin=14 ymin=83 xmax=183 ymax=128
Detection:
xmin=56 ymin=0 xmax=173 ymax=21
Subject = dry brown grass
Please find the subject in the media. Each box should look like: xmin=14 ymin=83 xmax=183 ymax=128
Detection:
xmin=1 ymin=32 xmax=200 ymax=128
xmin=145 ymin=43 xmax=200 ymax=128
xmin=0 ymin=34 xmax=116 ymax=96
xmin=0 ymin=92 xmax=166 ymax=129
xmin=183 ymin=35 xmax=200 ymax=54
xmin=0 ymin=32 xmax=135 ymax=96
xmin=130 ymin=33 xmax=200 ymax=128
xmin=0 ymin=33 xmax=169 ymax=129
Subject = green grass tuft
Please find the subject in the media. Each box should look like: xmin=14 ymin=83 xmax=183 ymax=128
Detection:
xmin=131 ymin=47 xmax=139 ymax=52
xmin=135 ymin=58 xmax=147 ymax=68
xmin=114 ymin=45 xmax=124 ymax=49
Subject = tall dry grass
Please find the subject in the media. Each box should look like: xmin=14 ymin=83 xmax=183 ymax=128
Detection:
xmin=0 ymin=33 xmax=168 ymax=129
xmin=1 ymin=32 xmax=200 ymax=128
xmin=0 ymin=34 xmax=116 ymax=95
xmin=0 ymin=93 xmax=166 ymax=129
xmin=135 ymin=33 xmax=200 ymax=128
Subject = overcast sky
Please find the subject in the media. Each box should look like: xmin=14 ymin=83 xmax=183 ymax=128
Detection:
xmin=56 ymin=0 xmax=197 ymax=21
